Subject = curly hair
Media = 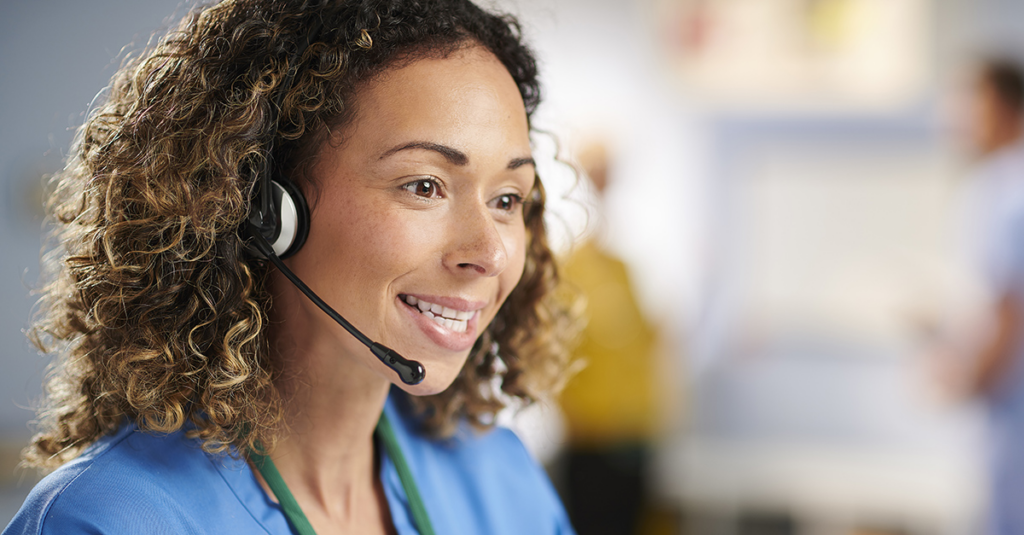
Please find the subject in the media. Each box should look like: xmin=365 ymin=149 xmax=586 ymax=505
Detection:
xmin=27 ymin=0 xmax=575 ymax=469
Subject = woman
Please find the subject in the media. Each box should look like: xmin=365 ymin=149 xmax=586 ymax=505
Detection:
xmin=4 ymin=0 xmax=576 ymax=533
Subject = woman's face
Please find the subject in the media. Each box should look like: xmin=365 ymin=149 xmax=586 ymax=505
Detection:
xmin=279 ymin=45 xmax=533 ymax=395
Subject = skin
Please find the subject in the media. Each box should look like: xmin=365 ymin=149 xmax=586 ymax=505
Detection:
xmin=262 ymin=45 xmax=535 ymax=534
xmin=965 ymin=295 xmax=1023 ymax=396
xmin=971 ymin=77 xmax=1023 ymax=158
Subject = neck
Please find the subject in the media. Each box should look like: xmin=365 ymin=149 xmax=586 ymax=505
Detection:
xmin=275 ymin=340 xmax=391 ymax=503
xmin=262 ymin=271 xmax=395 ymax=530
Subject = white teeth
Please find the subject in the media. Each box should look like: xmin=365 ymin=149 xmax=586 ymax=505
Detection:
xmin=404 ymin=295 xmax=475 ymax=332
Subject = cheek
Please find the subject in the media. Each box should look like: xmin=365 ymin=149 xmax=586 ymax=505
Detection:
xmin=314 ymin=194 xmax=420 ymax=287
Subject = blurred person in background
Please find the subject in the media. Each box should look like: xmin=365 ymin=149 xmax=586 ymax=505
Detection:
xmin=933 ymin=59 xmax=1024 ymax=535
xmin=558 ymin=142 xmax=661 ymax=535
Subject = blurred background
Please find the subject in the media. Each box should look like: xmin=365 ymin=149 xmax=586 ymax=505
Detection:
xmin=4 ymin=0 xmax=1024 ymax=534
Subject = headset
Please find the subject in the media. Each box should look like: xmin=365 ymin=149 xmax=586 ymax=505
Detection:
xmin=243 ymin=17 xmax=426 ymax=386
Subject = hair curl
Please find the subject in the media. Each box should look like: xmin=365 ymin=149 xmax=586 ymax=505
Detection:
xmin=27 ymin=0 xmax=575 ymax=469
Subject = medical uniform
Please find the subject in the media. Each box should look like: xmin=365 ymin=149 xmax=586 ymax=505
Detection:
xmin=4 ymin=390 xmax=574 ymax=535
xmin=964 ymin=140 xmax=1024 ymax=535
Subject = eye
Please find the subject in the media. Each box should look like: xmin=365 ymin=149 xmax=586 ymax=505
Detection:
xmin=491 ymin=193 xmax=524 ymax=212
xmin=401 ymin=178 xmax=443 ymax=199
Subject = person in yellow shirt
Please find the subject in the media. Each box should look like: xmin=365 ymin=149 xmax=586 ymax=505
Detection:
xmin=559 ymin=142 xmax=660 ymax=535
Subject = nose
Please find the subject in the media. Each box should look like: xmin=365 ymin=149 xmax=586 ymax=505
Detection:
xmin=443 ymin=203 xmax=508 ymax=277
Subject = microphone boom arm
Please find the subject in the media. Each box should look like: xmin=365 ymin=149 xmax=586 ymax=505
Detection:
xmin=247 ymin=230 xmax=426 ymax=385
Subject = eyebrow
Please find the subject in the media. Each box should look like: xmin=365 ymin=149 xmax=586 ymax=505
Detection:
xmin=380 ymin=141 xmax=535 ymax=170
xmin=508 ymin=156 xmax=536 ymax=170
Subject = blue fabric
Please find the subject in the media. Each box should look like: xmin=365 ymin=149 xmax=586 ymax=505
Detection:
xmin=4 ymin=391 xmax=575 ymax=535
xmin=964 ymin=141 xmax=1024 ymax=535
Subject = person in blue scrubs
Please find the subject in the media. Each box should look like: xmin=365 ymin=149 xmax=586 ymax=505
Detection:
xmin=932 ymin=60 xmax=1024 ymax=535
xmin=4 ymin=1 xmax=576 ymax=533
xmin=963 ymin=60 xmax=1024 ymax=535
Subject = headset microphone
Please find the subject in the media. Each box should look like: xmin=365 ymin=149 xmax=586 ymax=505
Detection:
xmin=247 ymin=230 xmax=426 ymax=385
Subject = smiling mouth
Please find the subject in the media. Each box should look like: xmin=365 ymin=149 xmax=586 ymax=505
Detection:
xmin=400 ymin=294 xmax=474 ymax=333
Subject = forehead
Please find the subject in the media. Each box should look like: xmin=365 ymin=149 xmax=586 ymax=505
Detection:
xmin=338 ymin=45 xmax=530 ymax=151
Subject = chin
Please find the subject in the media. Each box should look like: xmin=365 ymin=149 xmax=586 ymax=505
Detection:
xmin=395 ymin=381 xmax=448 ymax=397
xmin=393 ymin=375 xmax=456 ymax=397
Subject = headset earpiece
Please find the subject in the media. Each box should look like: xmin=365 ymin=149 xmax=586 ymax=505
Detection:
xmin=243 ymin=176 xmax=310 ymax=260
xmin=269 ymin=177 xmax=310 ymax=259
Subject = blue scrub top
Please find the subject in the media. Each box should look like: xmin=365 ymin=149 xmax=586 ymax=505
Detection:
xmin=964 ymin=141 xmax=1024 ymax=535
xmin=4 ymin=391 xmax=575 ymax=534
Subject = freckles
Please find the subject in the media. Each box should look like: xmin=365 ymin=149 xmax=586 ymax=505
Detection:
xmin=359 ymin=205 xmax=394 ymax=249
xmin=312 ymin=188 xmax=391 ymax=277
xmin=346 ymin=207 xmax=408 ymax=271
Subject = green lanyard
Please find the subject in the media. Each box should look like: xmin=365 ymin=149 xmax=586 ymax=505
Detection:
xmin=249 ymin=412 xmax=436 ymax=535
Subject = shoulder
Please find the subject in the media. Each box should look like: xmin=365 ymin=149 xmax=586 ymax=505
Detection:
xmin=384 ymin=394 xmax=574 ymax=535
xmin=4 ymin=424 xmax=269 ymax=535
